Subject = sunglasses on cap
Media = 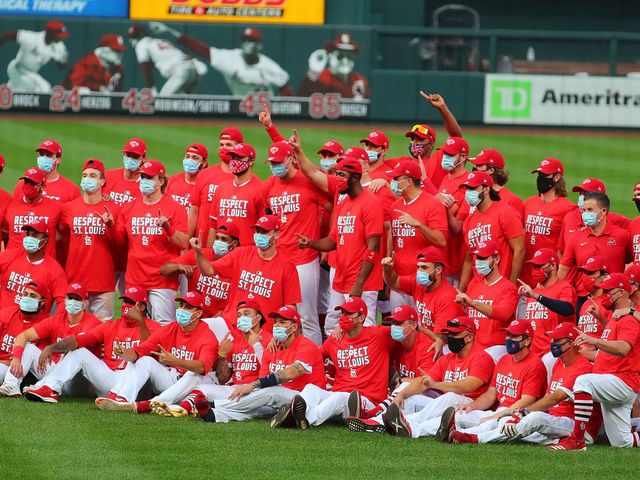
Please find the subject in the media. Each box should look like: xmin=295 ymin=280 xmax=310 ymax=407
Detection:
xmin=446 ymin=319 xmax=473 ymax=331
xmin=410 ymin=124 xmax=429 ymax=135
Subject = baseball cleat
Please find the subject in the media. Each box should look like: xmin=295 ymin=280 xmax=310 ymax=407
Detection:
xmin=290 ymin=395 xmax=309 ymax=430
xmin=270 ymin=404 xmax=294 ymax=428
xmin=346 ymin=417 xmax=386 ymax=434
xmin=0 ymin=382 xmax=21 ymax=398
xmin=548 ymin=434 xmax=587 ymax=451
xmin=382 ymin=403 xmax=411 ymax=437
xmin=24 ymin=385 xmax=58 ymax=403
xmin=451 ymin=431 xmax=478 ymax=444
xmin=96 ymin=393 xmax=133 ymax=411
xmin=347 ymin=390 xmax=362 ymax=418
xmin=435 ymin=406 xmax=456 ymax=443
xmin=150 ymin=401 xmax=188 ymax=417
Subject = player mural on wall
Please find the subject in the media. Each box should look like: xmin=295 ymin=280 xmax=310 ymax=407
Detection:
xmin=63 ymin=34 xmax=126 ymax=93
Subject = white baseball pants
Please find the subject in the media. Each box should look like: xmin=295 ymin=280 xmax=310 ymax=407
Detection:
xmin=212 ymin=385 xmax=297 ymax=423
xmin=296 ymin=259 xmax=322 ymax=346
xmin=471 ymin=411 xmax=576 ymax=444
xmin=147 ymin=289 xmax=176 ymax=325
xmin=299 ymin=384 xmax=376 ymax=427
xmin=404 ymin=392 xmax=473 ymax=438
xmin=110 ymin=356 xmax=181 ymax=402
xmin=317 ymin=266 xmax=332 ymax=315
xmin=88 ymin=291 xmax=115 ymax=321
xmin=1 ymin=343 xmax=52 ymax=388
xmin=389 ymin=290 xmax=415 ymax=312
xmin=7 ymin=59 xmax=51 ymax=92
xmin=324 ymin=290 xmax=378 ymax=335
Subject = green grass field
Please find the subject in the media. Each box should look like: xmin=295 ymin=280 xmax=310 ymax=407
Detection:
xmin=1 ymin=115 xmax=640 ymax=478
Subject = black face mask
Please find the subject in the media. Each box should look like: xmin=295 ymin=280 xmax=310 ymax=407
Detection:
xmin=635 ymin=199 xmax=640 ymax=214
xmin=537 ymin=175 xmax=555 ymax=194
xmin=447 ymin=335 xmax=467 ymax=354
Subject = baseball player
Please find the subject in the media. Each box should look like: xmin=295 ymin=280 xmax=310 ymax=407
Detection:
xmin=630 ymin=180 xmax=640 ymax=264
xmin=167 ymin=143 xmax=208 ymax=213
xmin=0 ymin=154 xmax=12 ymax=214
xmin=63 ymin=34 xmax=126 ymax=93
xmin=0 ymin=20 xmax=69 ymax=93
xmin=22 ymin=287 xmax=157 ymax=403
xmin=551 ymin=273 xmax=640 ymax=450
xmin=127 ymin=23 xmax=204 ymax=96
xmin=150 ymin=22 xmax=291 ymax=96
xmin=360 ymin=131 xmax=391 ymax=181
xmin=575 ymin=256 xmax=609 ymax=344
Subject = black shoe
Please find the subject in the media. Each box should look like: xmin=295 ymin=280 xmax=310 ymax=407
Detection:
xmin=382 ymin=403 xmax=411 ymax=437
xmin=270 ymin=404 xmax=294 ymax=428
xmin=347 ymin=390 xmax=362 ymax=418
xmin=291 ymin=395 xmax=309 ymax=430
xmin=346 ymin=416 xmax=386 ymax=434
xmin=435 ymin=406 xmax=456 ymax=443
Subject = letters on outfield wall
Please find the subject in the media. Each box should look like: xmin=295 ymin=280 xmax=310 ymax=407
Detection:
xmin=0 ymin=0 xmax=129 ymax=18
xmin=484 ymin=73 xmax=640 ymax=127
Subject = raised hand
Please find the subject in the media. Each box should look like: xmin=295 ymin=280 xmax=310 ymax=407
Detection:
xmin=394 ymin=209 xmax=419 ymax=227
xmin=258 ymin=102 xmax=272 ymax=128
xmin=420 ymin=91 xmax=446 ymax=109
xmin=97 ymin=205 xmax=114 ymax=228
xmin=157 ymin=209 xmax=172 ymax=230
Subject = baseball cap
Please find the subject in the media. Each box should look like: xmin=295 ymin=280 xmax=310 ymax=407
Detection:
xmin=83 ymin=158 xmax=105 ymax=175
xmin=186 ymin=143 xmax=208 ymax=160
xmin=237 ymin=298 xmax=262 ymax=313
xmin=126 ymin=24 xmax=148 ymax=39
xmin=45 ymin=20 xmax=69 ymax=39
xmin=545 ymin=322 xmax=579 ymax=340
xmin=360 ymin=131 xmax=389 ymax=149
xmin=121 ymin=138 xmax=146 ymax=156
xmin=220 ymin=127 xmax=243 ymax=143
xmin=23 ymin=281 xmax=48 ymax=299
xmin=579 ymin=256 xmax=608 ymax=273
xmin=266 ymin=140 xmax=294 ymax=163
xmin=335 ymin=158 xmax=363 ymax=175
xmin=501 ymin=318 xmax=534 ymax=337
xmin=526 ymin=248 xmax=559 ymax=266
xmin=344 ymin=147 xmax=369 ymax=163
xmin=442 ymin=316 xmax=475 ymax=334
xmin=228 ymin=143 xmax=255 ymax=160
xmin=632 ymin=181 xmax=640 ymax=201
xmin=405 ymin=124 xmax=436 ymax=143
xmin=474 ymin=239 xmax=500 ymax=258
xmin=241 ymin=27 xmax=262 ymax=42
xmin=324 ymin=31 xmax=361 ymax=54
xmin=177 ymin=291 xmax=204 ymax=308
xmin=99 ymin=34 xmax=126 ymax=51
xmin=252 ymin=215 xmax=280 ymax=232
xmin=22 ymin=219 xmax=48 ymax=235
xmin=390 ymin=159 xmax=421 ymax=180
xmin=531 ymin=158 xmax=564 ymax=175
xmin=217 ymin=222 xmax=240 ymax=240
xmin=469 ymin=149 xmax=505 ymax=169
xmin=268 ymin=306 xmax=300 ymax=325
xmin=66 ymin=282 xmax=88 ymax=299
xmin=440 ymin=137 xmax=469 ymax=155
xmin=317 ymin=140 xmax=344 ymax=156
xmin=20 ymin=167 xmax=47 ymax=184
xmin=572 ymin=178 xmax=605 ymax=193
xmin=624 ymin=264 xmax=640 ymax=283
xmin=119 ymin=286 xmax=148 ymax=304
xmin=459 ymin=171 xmax=493 ymax=189
xmin=597 ymin=273 xmax=631 ymax=293
xmin=417 ymin=246 xmax=446 ymax=265
xmin=138 ymin=160 xmax=165 ymax=176
xmin=388 ymin=305 xmax=418 ymax=323
xmin=36 ymin=139 xmax=62 ymax=156
xmin=334 ymin=297 xmax=368 ymax=316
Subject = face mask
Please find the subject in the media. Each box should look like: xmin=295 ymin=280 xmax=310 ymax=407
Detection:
xmin=505 ymin=338 xmax=524 ymax=355
xmin=391 ymin=325 xmax=408 ymax=342
xmin=577 ymin=194 xmax=585 ymax=211
xmin=408 ymin=143 xmax=426 ymax=159
xmin=339 ymin=314 xmax=356 ymax=332
xmin=273 ymin=326 xmax=290 ymax=342
xmin=123 ymin=156 xmax=141 ymax=171
xmin=65 ymin=299 xmax=84 ymax=315
xmin=365 ymin=150 xmax=379 ymax=164
xmin=22 ymin=182 xmax=40 ymax=200
xmin=23 ymin=236 xmax=41 ymax=253
xmin=335 ymin=176 xmax=349 ymax=193
xmin=465 ymin=189 xmax=482 ymax=207
xmin=416 ymin=271 xmax=433 ymax=287
xmin=600 ymin=291 xmax=619 ymax=311
xmin=183 ymin=158 xmax=200 ymax=174
xmin=441 ymin=153 xmax=457 ymax=171
xmin=475 ymin=258 xmax=493 ymax=277
xmin=121 ymin=304 xmax=132 ymax=319
xmin=80 ymin=177 xmax=99 ymax=194
xmin=536 ymin=175 xmax=555 ymax=194
xmin=229 ymin=159 xmax=250 ymax=175
xmin=218 ymin=148 xmax=232 ymax=164
xmin=447 ymin=335 xmax=467 ymax=354
xmin=139 ymin=178 xmax=156 ymax=195
xmin=531 ymin=266 xmax=549 ymax=284
xmin=176 ymin=308 xmax=193 ymax=326
xmin=320 ymin=159 xmax=337 ymax=171
xmin=635 ymin=199 xmax=640 ymax=215
xmin=19 ymin=296 xmax=40 ymax=313
xmin=550 ymin=341 xmax=570 ymax=358
xmin=581 ymin=275 xmax=598 ymax=293
xmin=390 ymin=179 xmax=406 ymax=196
xmin=237 ymin=315 xmax=255 ymax=333
xmin=213 ymin=240 xmax=230 ymax=256
xmin=253 ymin=233 xmax=271 ymax=250
xmin=270 ymin=162 xmax=288 ymax=178
xmin=37 ymin=155 xmax=54 ymax=173
xmin=582 ymin=210 xmax=600 ymax=227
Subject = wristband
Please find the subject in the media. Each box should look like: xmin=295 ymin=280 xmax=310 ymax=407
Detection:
xmin=362 ymin=249 xmax=376 ymax=263
xmin=218 ymin=351 xmax=227 ymax=359
xmin=630 ymin=307 xmax=636 ymax=316
xmin=12 ymin=345 xmax=24 ymax=360
xmin=163 ymin=223 xmax=176 ymax=236
xmin=258 ymin=372 xmax=278 ymax=389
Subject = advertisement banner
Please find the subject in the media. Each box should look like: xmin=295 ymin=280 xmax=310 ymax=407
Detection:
xmin=484 ymin=73 xmax=640 ymax=127
xmin=130 ymin=0 xmax=325 ymax=25
xmin=0 ymin=0 xmax=129 ymax=18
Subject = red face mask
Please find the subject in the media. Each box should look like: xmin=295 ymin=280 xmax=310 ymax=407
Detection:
xmin=581 ymin=275 xmax=597 ymax=293
xmin=531 ymin=266 xmax=548 ymax=284
xmin=334 ymin=176 xmax=349 ymax=193
xmin=22 ymin=182 xmax=40 ymax=199
xmin=600 ymin=291 xmax=618 ymax=311
xmin=338 ymin=314 xmax=355 ymax=332
xmin=218 ymin=147 xmax=231 ymax=164
xmin=229 ymin=159 xmax=250 ymax=175
xmin=121 ymin=304 xmax=131 ymax=319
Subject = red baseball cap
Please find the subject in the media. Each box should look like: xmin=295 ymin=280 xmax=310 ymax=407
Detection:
xmin=460 ymin=171 xmax=493 ymax=189
xmin=440 ymin=137 xmax=469 ymax=155
xmin=390 ymin=159 xmax=421 ymax=180
xmin=99 ymin=34 xmax=126 ymax=51
xmin=334 ymin=297 xmax=368 ymax=316
xmin=121 ymin=138 xmax=146 ymax=156
xmin=45 ymin=20 xmax=69 ymax=39
xmin=23 ymin=281 xmax=49 ymax=299
xmin=266 ymin=140 xmax=294 ymax=163
xmin=186 ymin=143 xmax=208 ymax=160
xmin=119 ymin=286 xmax=148 ymax=304
xmin=83 ymin=158 xmax=105 ymax=175
xmin=405 ymin=124 xmax=436 ymax=143
xmin=344 ymin=147 xmax=369 ymax=163
xmin=220 ymin=127 xmax=243 ymax=143
xmin=474 ymin=239 xmax=500 ymax=258
xmin=335 ymin=158 xmax=363 ymax=175
xmin=217 ymin=221 xmax=240 ymax=240
xmin=531 ymin=158 xmax=564 ymax=175
xmin=228 ymin=143 xmax=255 ymax=160
xmin=22 ymin=219 xmax=49 ymax=235
xmin=597 ymin=273 xmax=631 ymax=293
xmin=579 ymin=256 xmax=608 ymax=273
xmin=442 ymin=316 xmax=476 ymax=334
xmin=177 ymin=291 xmax=204 ymax=308
xmin=501 ymin=318 xmax=534 ymax=337
xmin=66 ymin=282 xmax=88 ymax=299
xmin=268 ymin=306 xmax=300 ymax=326
xmin=545 ymin=322 xmax=579 ymax=340
xmin=360 ymin=131 xmax=389 ymax=149
xmin=237 ymin=298 xmax=262 ymax=313
xmin=624 ymin=264 xmax=640 ymax=283
xmin=388 ymin=305 xmax=418 ymax=323
xmin=526 ymin=248 xmax=559 ymax=265
xmin=252 ymin=215 xmax=280 ymax=232
xmin=417 ymin=246 xmax=446 ymax=265
xmin=317 ymin=141 xmax=344 ymax=156
xmin=139 ymin=160 xmax=165 ymax=176
xmin=572 ymin=178 xmax=605 ymax=193
xmin=36 ymin=139 xmax=61 ymax=156
xmin=241 ymin=27 xmax=262 ymax=41
xmin=0 ymin=153 xmax=5 ymax=170
xmin=20 ymin=167 xmax=47 ymax=184
xmin=632 ymin=181 xmax=640 ymax=201
xmin=469 ymin=149 xmax=505 ymax=169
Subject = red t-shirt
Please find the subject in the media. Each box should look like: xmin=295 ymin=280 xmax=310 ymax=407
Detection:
xmin=104 ymin=168 xmax=140 ymax=207
xmin=427 ymin=348 xmax=495 ymax=400
xmin=134 ymin=320 xmax=218 ymax=376
xmin=2 ymin=197 xmax=62 ymax=259
xmin=227 ymin=329 xmax=274 ymax=385
xmin=118 ymin=195 xmax=188 ymax=290
xmin=424 ymin=150 xmax=447 ymax=190
xmin=577 ymin=295 xmax=606 ymax=339
xmin=492 ymin=351 xmax=547 ymax=409
xmin=391 ymin=331 xmax=436 ymax=379
xmin=369 ymin=164 xmax=391 ymax=182
xmin=593 ymin=314 xmax=640 ymax=391
xmin=547 ymin=355 xmax=593 ymax=419
xmin=166 ymin=173 xmax=197 ymax=214
xmin=0 ymin=248 xmax=66 ymax=313
xmin=629 ymin=217 xmax=640 ymax=264
xmin=526 ymin=279 xmax=577 ymax=357
xmin=0 ymin=306 xmax=45 ymax=361
xmin=33 ymin=309 xmax=102 ymax=361
xmin=439 ymin=170 xmax=471 ymax=275
xmin=398 ymin=275 xmax=463 ymax=333
xmin=390 ymin=192 xmax=447 ymax=276
xmin=321 ymin=326 xmax=395 ymax=404
xmin=190 ymin=164 xmax=235 ymax=239
xmin=14 ymin=175 xmax=81 ymax=204
xmin=466 ymin=276 xmax=520 ymax=350
xmin=259 ymin=333 xmax=325 ymax=391
xmin=496 ymin=187 xmax=524 ymax=222
xmin=262 ymin=171 xmax=329 ymax=266
xmin=61 ymin=198 xmax=121 ymax=293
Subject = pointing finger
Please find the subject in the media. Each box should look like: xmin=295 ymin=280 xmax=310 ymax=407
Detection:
xmin=516 ymin=279 xmax=526 ymax=286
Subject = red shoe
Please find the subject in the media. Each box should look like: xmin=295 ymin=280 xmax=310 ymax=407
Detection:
xmin=451 ymin=431 xmax=478 ymax=444
xmin=95 ymin=392 xmax=133 ymax=411
xmin=194 ymin=392 xmax=211 ymax=416
xmin=548 ymin=434 xmax=587 ymax=451
xmin=24 ymin=385 xmax=58 ymax=403
xmin=134 ymin=400 xmax=151 ymax=414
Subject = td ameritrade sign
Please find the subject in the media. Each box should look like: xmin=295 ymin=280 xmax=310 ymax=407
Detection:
xmin=484 ymin=74 xmax=640 ymax=127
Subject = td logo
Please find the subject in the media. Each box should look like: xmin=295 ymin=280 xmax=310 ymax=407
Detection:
xmin=490 ymin=80 xmax=531 ymax=117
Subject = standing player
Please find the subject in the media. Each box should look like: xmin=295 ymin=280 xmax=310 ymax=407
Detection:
xmin=166 ymin=143 xmax=208 ymax=214
xmin=575 ymin=256 xmax=609 ymax=344
xmin=630 ymin=180 xmax=640 ymax=264
xmin=360 ymin=131 xmax=391 ymax=180
xmin=0 ymin=20 xmax=69 ymax=93
xmin=63 ymin=34 xmax=126 ymax=93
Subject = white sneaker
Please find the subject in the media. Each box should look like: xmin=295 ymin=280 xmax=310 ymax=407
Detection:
xmin=0 ymin=382 xmax=21 ymax=397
